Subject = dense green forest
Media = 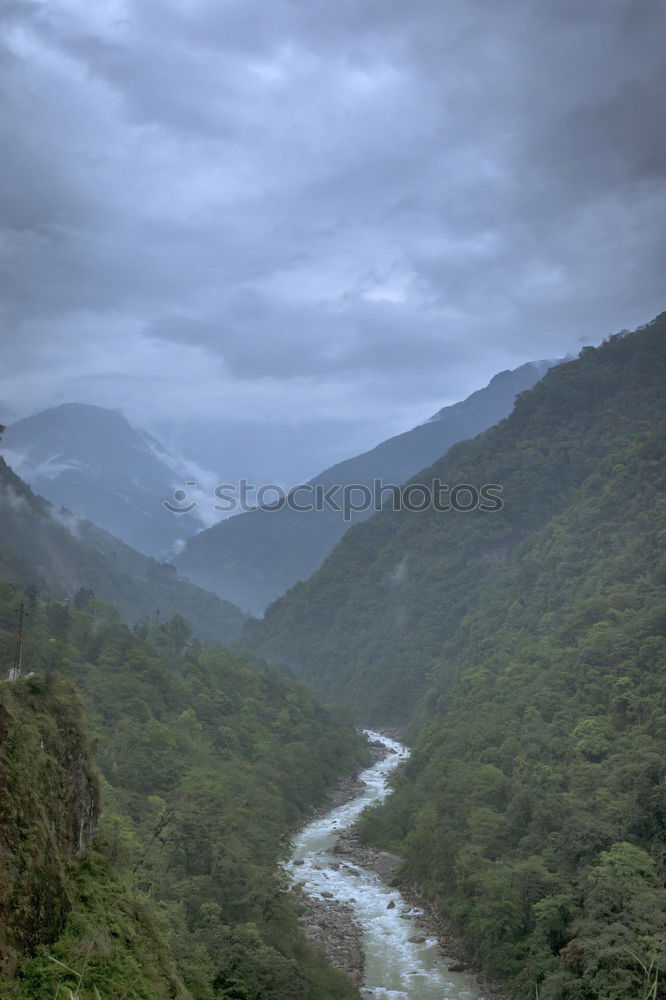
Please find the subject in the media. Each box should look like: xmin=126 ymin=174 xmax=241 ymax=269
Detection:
xmin=0 ymin=456 xmax=249 ymax=643
xmin=0 ymin=580 xmax=368 ymax=1000
xmin=246 ymin=315 xmax=666 ymax=998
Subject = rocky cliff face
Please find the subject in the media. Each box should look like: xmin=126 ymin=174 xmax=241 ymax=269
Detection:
xmin=0 ymin=675 xmax=100 ymax=977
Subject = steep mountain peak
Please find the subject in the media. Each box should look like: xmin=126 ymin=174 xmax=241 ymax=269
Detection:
xmin=3 ymin=403 xmax=199 ymax=560
xmin=6 ymin=403 xmax=170 ymax=467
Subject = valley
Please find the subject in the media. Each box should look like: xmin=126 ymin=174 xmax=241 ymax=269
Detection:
xmin=3 ymin=5 xmax=663 ymax=998
xmin=0 ymin=317 xmax=664 ymax=1000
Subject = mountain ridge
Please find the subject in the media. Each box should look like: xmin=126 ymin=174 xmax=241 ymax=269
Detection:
xmin=244 ymin=314 xmax=666 ymax=724
xmin=175 ymin=358 xmax=560 ymax=613
xmin=0 ymin=455 xmax=250 ymax=642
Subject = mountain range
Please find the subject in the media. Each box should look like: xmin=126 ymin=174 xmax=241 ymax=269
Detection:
xmin=175 ymin=359 xmax=559 ymax=613
xmin=0 ymin=313 xmax=664 ymax=1000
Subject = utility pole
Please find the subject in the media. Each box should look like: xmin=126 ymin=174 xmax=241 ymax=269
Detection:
xmin=11 ymin=602 xmax=29 ymax=681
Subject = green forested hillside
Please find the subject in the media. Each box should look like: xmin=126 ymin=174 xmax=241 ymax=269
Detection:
xmin=358 ymin=452 xmax=666 ymax=997
xmin=246 ymin=315 xmax=666 ymax=727
xmin=245 ymin=314 xmax=666 ymax=998
xmin=0 ymin=581 xmax=367 ymax=1000
xmin=0 ymin=456 xmax=250 ymax=642
xmin=0 ymin=673 xmax=190 ymax=1000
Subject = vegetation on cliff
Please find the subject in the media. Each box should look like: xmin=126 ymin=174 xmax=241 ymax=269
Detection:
xmin=0 ymin=583 xmax=367 ymax=1000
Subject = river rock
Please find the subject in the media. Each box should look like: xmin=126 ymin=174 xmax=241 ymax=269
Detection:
xmin=387 ymin=900 xmax=396 ymax=909
xmin=408 ymin=935 xmax=426 ymax=944
xmin=448 ymin=962 xmax=467 ymax=972
xmin=296 ymin=893 xmax=365 ymax=988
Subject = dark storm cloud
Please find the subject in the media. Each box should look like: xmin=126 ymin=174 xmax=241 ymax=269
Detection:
xmin=0 ymin=0 xmax=664 ymax=481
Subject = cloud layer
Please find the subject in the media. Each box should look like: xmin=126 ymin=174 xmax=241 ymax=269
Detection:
xmin=1 ymin=0 xmax=664 ymax=481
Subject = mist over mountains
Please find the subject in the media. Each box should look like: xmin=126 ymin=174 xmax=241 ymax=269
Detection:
xmin=245 ymin=315 xmax=666 ymax=724
xmin=3 ymin=403 xmax=203 ymax=560
xmin=4 ymin=358 xmax=560 ymax=615
xmin=0 ymin=454 xmax=249 ymax=643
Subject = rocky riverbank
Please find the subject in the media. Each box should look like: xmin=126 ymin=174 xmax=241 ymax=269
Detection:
xmin=332 ymin=823 xmax=514 ymax=1000
xmin=291 ymin=737 xmax=389 ymax=987
xmin=295 ymin=890 xmax=365 ymax=989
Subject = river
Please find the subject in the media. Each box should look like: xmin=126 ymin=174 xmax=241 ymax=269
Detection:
xmin=287 ymin=730 xmax=489 ymax=1000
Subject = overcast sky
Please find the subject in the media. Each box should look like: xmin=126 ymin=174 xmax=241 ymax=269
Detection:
xmin=1 ymin=0 xmax=664 ymax=483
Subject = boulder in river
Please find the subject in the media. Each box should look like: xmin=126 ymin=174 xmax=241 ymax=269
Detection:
xmin=408 ymin=935 xmax=426 ymax=944
xmin=321 ymin=891 xmax=334 ymax=898
xmin=387 ymin=901 xmax=396 ymax=909
xmin=448 ymin=962 xmax=467 ymax=972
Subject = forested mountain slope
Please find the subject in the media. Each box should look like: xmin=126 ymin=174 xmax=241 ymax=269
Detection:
xmin=246 ymin=315 xmax=666 ymax=724
xmin=176 ymin=360 xmax=555 ymax=613
xmin=0 ymin=456 xmax=249 ymax=642
xmin=246 ymin=314 xmax=666 ymax=999
xmin=0 ymin=580 xmax=367 ymax=1000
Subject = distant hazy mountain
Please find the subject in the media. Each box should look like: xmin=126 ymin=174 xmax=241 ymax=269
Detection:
xmin=0 ymin=455 xmax=250 ymax=642
xmin=175 ymin=359 xmax=559 ymax=613
xmin=3 ymin=403 xmax=201 ymax=559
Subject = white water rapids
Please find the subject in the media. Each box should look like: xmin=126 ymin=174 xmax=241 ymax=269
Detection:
xmin=287 ymin=730 xmax=488 ymax=1000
